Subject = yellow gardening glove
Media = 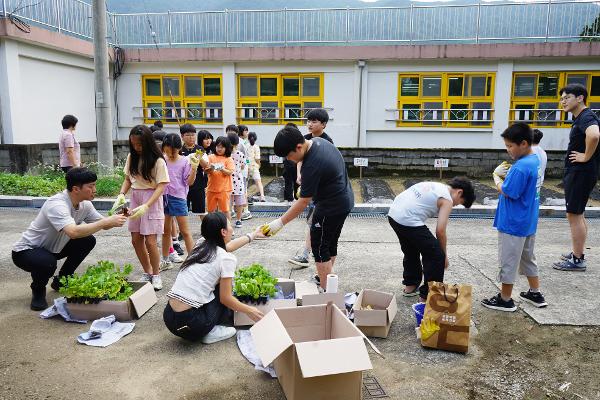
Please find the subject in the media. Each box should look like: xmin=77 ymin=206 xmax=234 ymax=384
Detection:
xmin=420 ymin=317 xmax=440 ymax=340
xmin=129 ymin=204 xmax=149 ymax=220
xmin=493 ymin=172 xmax=504 ymax=187
xmin=108 ymin=193 xmax=126 ymax=216
xmin=493 ymin=161 xmax=511 ymax=178
xmin=261 ymin=218 xmax=284 ymax=237
xmin=189 ymin=154 xmax=200 ymax=170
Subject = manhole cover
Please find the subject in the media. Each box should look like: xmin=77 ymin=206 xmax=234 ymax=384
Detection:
xmin=363 ymin=374 xmax=389 ymax=399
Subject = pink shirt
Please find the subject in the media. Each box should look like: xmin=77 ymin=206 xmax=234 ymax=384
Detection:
xmin=59 ymin=130 xmax=80 ymax=168
xmin=164 ymin=156 xmax=192 ymax=200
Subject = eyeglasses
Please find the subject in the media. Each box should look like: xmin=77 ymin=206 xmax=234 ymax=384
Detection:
xmin=559 ymin=95 xmax=575 ymax=102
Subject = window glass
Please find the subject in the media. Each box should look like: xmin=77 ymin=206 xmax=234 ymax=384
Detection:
xmin=260 ymin=101 xmax=278 ymax=122
xmin=163 ymin=78 xmax=180 ymax=97
xmin=486 ymin=76 xmax=492 ymax=97
xmin=185 ymin=77 xmax=202 ymax=97
xmin=205 ymin=101 xmax=222 ymax=121
xmin=537 ymin=75 xmax=559 ymax=97
xmin=591 ymin=76 xmax=600 ymax=97
xmin=240 ymin=77 xmax=258 ymax=97
xmin=514 ymin=76 xmax=536 ymax=97
xmin=449 ymin=104 xmax=469 ymax=121
xmin=302 ymin=77 xmax=320 ymax=97
xmin=422 ymin=102 xmax=443 ymax=125
xmin=467 ymin=76 xmax=486 ymax=97
xmin=204 ymin=78 xmax=221 ymax=96
xmin=422 ymin=77 xmax=441 ymax=97
xmin=401 ymin=77 xmax=419 ymax=96
xmin=260 ymin=78 xmax=278 ymax=96
xmin=448 ymin=77 xmax=463 ymax=97
xmin=147 ymin=102 xmax=163 ymax=119
xmin=145 ymin=79 xmax=161 ymax=96
xmin=567 ymin=75 xmax=588 ymax=88
xmin=514 ymin=104 xmax=534 ymax=122
xmin=283 ymin=78 xmax=300 ymax=97
xmin=471 ymin=102 xmax=492 ymax=126
xmin=537 ymin=102 xmax=560 ymax=127
xmin=284 ymin=104 xmax=302 ymax=119
xmin=165 ymin=101 xmax=182 ymax=121
xmin=186 ymin=103 xmax=203 ymax=120
xmin=241 ymin=103 xmax=258 ymax=120
xmin=402 ymin=104 xmax=420 ymax=121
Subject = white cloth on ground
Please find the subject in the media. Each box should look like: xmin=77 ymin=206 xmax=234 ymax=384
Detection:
xmin=236 ymin=330 xmax=276 ymax=378
xmin=77 ymin=315 xmax=135 ymax=347
xmin=39 ymin=297 xmax=87 ymax=323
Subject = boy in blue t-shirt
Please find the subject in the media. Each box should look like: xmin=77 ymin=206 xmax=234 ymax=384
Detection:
xmin=482 ymin=122 xmax=548 ymax=312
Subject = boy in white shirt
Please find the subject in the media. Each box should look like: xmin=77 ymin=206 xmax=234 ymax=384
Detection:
xmin=387 ymin=177 xmax=475 ymax=301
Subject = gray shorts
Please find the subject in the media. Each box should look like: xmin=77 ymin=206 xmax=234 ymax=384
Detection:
xmin=497 ymin=232 xmax=538 ymax=284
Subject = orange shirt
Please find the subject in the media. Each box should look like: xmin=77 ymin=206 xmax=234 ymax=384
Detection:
xmin=206 ymin=154 xmax=234 ymax=193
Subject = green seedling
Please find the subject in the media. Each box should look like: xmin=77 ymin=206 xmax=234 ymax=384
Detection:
xmin=59 ymin=261 xmax=134 ymax=303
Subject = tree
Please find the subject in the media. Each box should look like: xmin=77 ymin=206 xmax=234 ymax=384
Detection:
xmin=580 ymin=13 xmax=600 ymax=42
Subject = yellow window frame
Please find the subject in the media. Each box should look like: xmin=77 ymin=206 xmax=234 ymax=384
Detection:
xmin=397 ymin=72 xmax=495 ymax=128
xmin=142 ymin=74 xmax=223 ymax=125
xmin=236 ymin=73 xmax=324 ymax=125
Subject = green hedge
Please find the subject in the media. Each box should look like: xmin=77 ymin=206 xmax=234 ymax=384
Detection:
xmin=0 ymin=171 xmax=123 ymax=197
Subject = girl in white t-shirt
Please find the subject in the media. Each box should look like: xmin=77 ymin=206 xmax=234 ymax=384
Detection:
xmin=163 ymin=212 xmax=264 ymax=344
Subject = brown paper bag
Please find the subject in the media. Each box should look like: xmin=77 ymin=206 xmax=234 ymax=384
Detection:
xmin=420 ymin=282 xmax=472 ymax=353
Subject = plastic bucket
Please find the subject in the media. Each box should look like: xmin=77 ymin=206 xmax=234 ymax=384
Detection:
xmin=412 ymin=302 xmax=426 ymax=327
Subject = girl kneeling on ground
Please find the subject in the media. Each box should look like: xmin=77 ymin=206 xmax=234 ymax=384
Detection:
xmin=163 ymin=212 xmax=264 ymax=344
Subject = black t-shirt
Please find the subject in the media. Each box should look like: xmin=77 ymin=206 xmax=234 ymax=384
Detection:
xmin=304 ymin=132 xmax=334 ymax=145
xmin=181 ymin=144 xmax=205 ymax=185
xmin=565 ymin=108 xmax=600 ymax=173
xmin=300 ymin=137 xmax=354 ymax=215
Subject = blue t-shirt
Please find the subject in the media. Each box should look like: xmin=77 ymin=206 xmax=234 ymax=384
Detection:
xmin=493 ymin=154 xmax=540 ymax=237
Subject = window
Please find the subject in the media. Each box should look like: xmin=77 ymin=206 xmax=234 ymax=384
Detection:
xmin=397 ymin=72 xmax=495 ymax=127
xmin=510 ymin=71 xmax=600 ymax=127
xmin=142 ymin=74 xmax=223 ymax=124
xmin=237 ymin=73 xmax=324 ymax=124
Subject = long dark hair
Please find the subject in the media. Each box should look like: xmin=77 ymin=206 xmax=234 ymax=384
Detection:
xmin=128 ymin=125 xmax=164 ymax=182
xmin=197 ymin=130 xmax=214 ymax=154
xmin=180 ymin=212 xmax=228 ymax=269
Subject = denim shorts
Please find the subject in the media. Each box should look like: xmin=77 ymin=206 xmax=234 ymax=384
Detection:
xmin=164 ymin=194 xmax=188 ymax=216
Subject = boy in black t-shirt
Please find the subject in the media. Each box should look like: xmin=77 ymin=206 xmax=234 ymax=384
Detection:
xmin=553 ymin=84 xmax=600 ymax=272
xmin=263 ymin=126 xmax=354 ymax=291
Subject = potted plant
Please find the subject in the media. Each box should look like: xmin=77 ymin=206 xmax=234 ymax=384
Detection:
xmin=59 ymin=261 xmax=134 ymax=304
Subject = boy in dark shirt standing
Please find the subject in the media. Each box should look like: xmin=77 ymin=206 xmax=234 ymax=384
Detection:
xmin=553 ymin=84 xmax=600 ymax=272
xmin=263 ymin=125 xmax=353 ymax=292
xmin=482 ymin=123 xmax=547 ymax=312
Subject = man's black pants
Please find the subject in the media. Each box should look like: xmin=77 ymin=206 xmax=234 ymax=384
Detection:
xmin=283 ymin=160 xmax=299 ymax=201
xmin=388 ymin=217 xmax=445 ymax=299
xmin=12 ymin=236 xmax=96 ymax=291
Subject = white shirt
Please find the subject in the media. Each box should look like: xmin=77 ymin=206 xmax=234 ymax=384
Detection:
xmin=13 ymin=191 xmax=103 ymax=253
xmin=167 ymin=246 xmax=236 ymax=308
xmin=388 ymin=182 xmax=452 ymax=227
xmin=532 ymin=145 xmax=547 ymax=189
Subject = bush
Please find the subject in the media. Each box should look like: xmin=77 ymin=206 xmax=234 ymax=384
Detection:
xmin=0 ymin=172 xmax=123 ymax=197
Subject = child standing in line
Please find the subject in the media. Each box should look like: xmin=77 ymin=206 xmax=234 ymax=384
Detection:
xmin=180 ymin=124 xmax=203 ymax=214
xmin=482 ymin=122 xmax=548 ymax=312
xmin=228 ymin=132 xmax=247 ymax=228
xmin=532 ymin=129 xmax=547 ymax=188
xmin=194 ymin=130 xmax=214 ymax=218
xmin=160 ymin=133 xmax=200 ymax=271
xmin=237 ymin=124 xmax=252 ymax=220
xmin=206 ymin=136 xmax=234 ymax=220
xmin=116 ymin=125 xmax=170 ymax=291
xmin=247 ymin=132 xmax=266 ymax=202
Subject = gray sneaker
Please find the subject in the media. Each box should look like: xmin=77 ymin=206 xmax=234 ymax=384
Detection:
xmin=288 ymin=254 xmax=309 ymax=268
xmin=241 ymin=211 xmax=253 ymax=221
xmin=560 ymin=251 xmax=573 ymax=261
xmin=553 ymin=257 xmax=587 ymax=272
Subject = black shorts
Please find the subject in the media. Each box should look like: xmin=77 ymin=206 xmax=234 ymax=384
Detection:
xmin=564 ymin=170 xmax=598 ymax=215
xmin=310 ymin=210 xmax=349 ymax=263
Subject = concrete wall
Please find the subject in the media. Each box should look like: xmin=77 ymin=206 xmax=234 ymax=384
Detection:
xmin=0 ymin=38 xmax=97 ymax=144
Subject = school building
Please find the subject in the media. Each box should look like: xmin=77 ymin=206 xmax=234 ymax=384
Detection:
xmin=0 ymin=1 xmax=599 ymax=173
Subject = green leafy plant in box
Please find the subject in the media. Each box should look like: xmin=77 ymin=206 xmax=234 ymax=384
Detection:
xmin=59 ymin=261 xmax=134 ymax=304
xmin=233 ymin=263 xmax=278 ymax=304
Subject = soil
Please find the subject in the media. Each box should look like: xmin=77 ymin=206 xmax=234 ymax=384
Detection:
xmin=359 ymin=178 xmax=395 ymax=203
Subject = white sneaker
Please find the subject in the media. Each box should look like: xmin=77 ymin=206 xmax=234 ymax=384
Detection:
xmin=151 ymin=274 xmax=163 ymax=291
xmin=169 ymin=251 xmax=184 ymax=263
xmin=201 ymin=325 xmax=237 ymax=344
xmin=160 ymin=259 xmax=173 ymax=271
xmin=141 ymin=272 xmax=152 ymax=282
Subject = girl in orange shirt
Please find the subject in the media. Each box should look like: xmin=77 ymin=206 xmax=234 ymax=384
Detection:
xmin=206 ymin=136 xmax=234 ymax=220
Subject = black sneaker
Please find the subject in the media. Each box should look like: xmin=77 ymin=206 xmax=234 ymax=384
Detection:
xmin=519 ymin=290 xmax=548 ymax=308
xmin=173 ymin=242 xmax=185 ymax=256
xmin=177 ymin=233 xmax=184 ymax=242
xmin=481 ymin=294 xmax=517 ymax=312
xmin=310 ymin=274 xmax=321 ymax=286
xmin=50 ymin=276 xmax=61 ymax=292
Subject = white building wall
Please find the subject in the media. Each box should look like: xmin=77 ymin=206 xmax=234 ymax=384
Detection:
xmin=0 ymin=40 xmax=96 ymax=144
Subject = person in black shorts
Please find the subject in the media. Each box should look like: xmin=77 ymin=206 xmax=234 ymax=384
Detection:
xmin=553 ymin=84 xmax=600 ymax=272
xmin=262 ymin=125 xmax=354 ymax=292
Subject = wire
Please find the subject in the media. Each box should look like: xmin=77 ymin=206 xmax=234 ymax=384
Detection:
xmin=7 ymin=0 xmax=49 ymax=33
xmin=112 ymin=46 xmax=124 ymax=79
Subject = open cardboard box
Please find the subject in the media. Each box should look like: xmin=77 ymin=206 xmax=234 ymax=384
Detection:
xmin=65 ymin=281 xmax=157 ymax=321
xmin=301 ymin=291 xmax=346 ymax=311
xmin=352 ymin=289 xmax=398 ymax=338
xmin=233 ymin=279 xmax=319 ymax=326
xmin=250 ymin=303 xmax=382 ymax=400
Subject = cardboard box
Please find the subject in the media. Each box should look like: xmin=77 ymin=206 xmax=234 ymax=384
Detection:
xmin=233 ymin=279 xmax=318 ymax=326
xmin=65 ymin=281 xmax=157 ymax=321
xmin=301 ymin=292 xmax=346 ymax=310
xmin=352 ymin=289 xmax=398 ymax=338
xmin=250 ymin=303 xmax=382 ymax=400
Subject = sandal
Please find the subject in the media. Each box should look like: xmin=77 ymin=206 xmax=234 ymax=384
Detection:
xmin=402 ymin=286 xmax=419 ymax=297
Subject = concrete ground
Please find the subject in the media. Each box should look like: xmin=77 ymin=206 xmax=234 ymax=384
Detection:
xmin=1 ymin=208 xmax=600 ymax=400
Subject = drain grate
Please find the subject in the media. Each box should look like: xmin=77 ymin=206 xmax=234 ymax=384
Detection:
xmin=363 ymin=374 xmax=389 ymax=399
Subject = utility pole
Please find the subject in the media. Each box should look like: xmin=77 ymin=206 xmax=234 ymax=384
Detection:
xmin=92 ymin=0 xmax=113 ymax=172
